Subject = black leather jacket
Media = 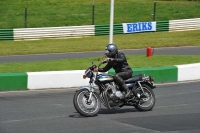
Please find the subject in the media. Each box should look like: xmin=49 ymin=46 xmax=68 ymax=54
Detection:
xmin=98 ymin=52 xmax=132 ymax=73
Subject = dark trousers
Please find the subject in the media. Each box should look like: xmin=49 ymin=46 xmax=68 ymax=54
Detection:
xmin=113 ymin=70 xmax=132 ymax=91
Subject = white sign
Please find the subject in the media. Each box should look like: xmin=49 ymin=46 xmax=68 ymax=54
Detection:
xmin=123 ymin=22 xmax=156 ymax=33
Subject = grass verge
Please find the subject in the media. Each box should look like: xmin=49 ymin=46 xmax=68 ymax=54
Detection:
xmin=0 ymin=55 xmax=200 ymax=73
xmin=0 ymin=30 xmax=199 ymax=56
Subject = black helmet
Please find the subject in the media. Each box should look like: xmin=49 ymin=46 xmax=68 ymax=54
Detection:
xmin=105 ymin=44 xmax=118 ymax=57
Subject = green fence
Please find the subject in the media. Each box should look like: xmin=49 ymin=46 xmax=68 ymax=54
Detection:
xmin=2 ymin=19 xmax=199 ymax=40
xmin=156 ymin=20 xmax=169 ymax=32
xmin=0 ymin=29 xmax=14 ymax=41
xmin=95 ymin=24 xmax=123 ymax=36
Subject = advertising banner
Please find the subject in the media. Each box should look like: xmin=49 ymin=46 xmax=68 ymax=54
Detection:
xmin=123 ymin=22 xmax=156 ymax=33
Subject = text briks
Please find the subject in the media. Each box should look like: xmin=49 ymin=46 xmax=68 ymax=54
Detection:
xmin=123 ymin=22 xmax=156 ymax=33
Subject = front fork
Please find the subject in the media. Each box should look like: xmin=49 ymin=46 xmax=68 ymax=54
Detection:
xmin=77 ymin=83 xmax=95 ymax=103
xmin=88 ymin=91 xmax=93 ymax=103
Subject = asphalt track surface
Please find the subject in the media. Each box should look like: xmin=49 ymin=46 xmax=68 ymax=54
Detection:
xmin=1 ymin=81 xmax=200 ymax=133
xmin=0 ymin=46 xmax=200 ymax=62
xmin=0 ymin=46 xmax=200 ymax=133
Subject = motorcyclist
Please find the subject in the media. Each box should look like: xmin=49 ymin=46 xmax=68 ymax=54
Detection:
xmin=98 ymin=44 xmax=133 ymax=98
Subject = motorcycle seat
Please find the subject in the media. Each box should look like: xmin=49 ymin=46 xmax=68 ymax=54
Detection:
xmin=125 ymin=74 xmax=143 ymax=83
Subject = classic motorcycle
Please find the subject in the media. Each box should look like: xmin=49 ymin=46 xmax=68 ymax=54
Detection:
xmin=73 ymin=59 xmax=156 ymax=117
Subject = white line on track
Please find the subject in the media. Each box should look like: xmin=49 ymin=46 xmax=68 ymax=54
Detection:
xmin=0 ymin=115 xmax=68 ymax=124
xmin=155 ymin=104 xmax=189 ymax=109
xmin=155 ymin=79 xmax=200 ymax=86
xmin=156 ymin=90 xmax=200 ymax=98
xmin=155 ymin=102 xmax=200 ymax=109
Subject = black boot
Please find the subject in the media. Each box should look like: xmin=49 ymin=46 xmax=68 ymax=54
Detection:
xmin=121 ymin=84 xmax=131 ymax=98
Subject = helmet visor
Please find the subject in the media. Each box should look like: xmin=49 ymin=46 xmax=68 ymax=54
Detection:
xmin=105 ymin=50 xmax=109 ymax=57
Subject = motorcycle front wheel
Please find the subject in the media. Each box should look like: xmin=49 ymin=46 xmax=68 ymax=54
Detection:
xmin=73 ymin=89 xmax=101 ymax=117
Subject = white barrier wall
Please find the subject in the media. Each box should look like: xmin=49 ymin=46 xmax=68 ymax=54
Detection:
xmin=26 ymin=63 xmax=200 ymax=90
xmin=12 ymin=18 xmax=200 ymax=40
xmin=169 ymin=18 xmax=200 ymax=32
xmin=176 ymin=63 xmax=200 ymax=82
xmin=27 ymin=70 xmax=90 ymax=90
xmin=14 ymin=25 xmax=95 ymax=40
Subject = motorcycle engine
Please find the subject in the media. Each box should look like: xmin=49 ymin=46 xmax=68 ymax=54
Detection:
xmin=105 ymin=82 xmax=124 ymax=100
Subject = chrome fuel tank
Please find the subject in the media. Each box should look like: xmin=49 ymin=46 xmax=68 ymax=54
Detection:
xmin=97 ymin=74 xmax=114 ymax=83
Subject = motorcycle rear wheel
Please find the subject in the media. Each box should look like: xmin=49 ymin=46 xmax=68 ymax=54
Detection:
xmin=134 ymin=84 xmax=155 ymax=111
xmin=73 ymin=89 xmax=101 ymax=117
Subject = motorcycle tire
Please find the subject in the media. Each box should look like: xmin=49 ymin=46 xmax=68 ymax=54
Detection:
xmin=134 ymin=84 xmax=156 ymax=111
xmin=73 ymin=89 xmax=101 ymax=117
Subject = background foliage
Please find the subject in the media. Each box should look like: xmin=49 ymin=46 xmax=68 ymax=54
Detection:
xmin=0 ymin=0 xmax=199 ymax=28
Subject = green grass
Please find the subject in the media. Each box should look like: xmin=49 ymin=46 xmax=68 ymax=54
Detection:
xmin=1 ymin=55 xmax=200 ymax=73
xmin=0 ymin=30 xmax=199 ymax=56
xmin=0 ymin=0 xmax=199 ymax=28
xmin=0 ymin=0 xmax=199 ymax=73
xmin=0 ymin=29 xmax=199 ymax=73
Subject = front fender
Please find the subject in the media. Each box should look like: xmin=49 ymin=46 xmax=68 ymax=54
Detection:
xmin=76 ymin=86 xmax=92 ymax=92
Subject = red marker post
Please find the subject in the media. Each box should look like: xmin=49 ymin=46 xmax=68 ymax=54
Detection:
xmin=146 ymin=46 xmax=153 ymax=57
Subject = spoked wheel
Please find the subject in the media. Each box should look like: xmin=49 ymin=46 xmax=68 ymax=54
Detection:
xmin=134 ymin=84 xmax=155 ymax=111
xmin=73 ymin=89 xmax=101 ymax=117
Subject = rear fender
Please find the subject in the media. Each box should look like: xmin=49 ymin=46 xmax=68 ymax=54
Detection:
xmin=132 ymin=82 xmax=156 ymax=97
xmin=141 ymin=82 xmax=156 ymax=89
xmin=133 ymin=81 xmax=156 ymax=90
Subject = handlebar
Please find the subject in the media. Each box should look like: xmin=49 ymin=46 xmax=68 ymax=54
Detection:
xmin=98 ymin=59 xmax=107 ymax=68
